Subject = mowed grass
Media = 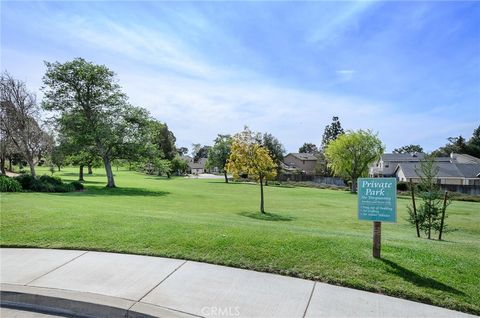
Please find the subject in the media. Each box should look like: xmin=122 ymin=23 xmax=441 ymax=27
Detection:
xmin=1 ymin=167 xmax=479 ymax=314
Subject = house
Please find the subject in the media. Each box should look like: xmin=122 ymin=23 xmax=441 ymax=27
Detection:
xmin=395 ymin=162 xmax=480 ymax=186
xmin=283 ymin=153 xmax=317 ymax=175
xmin=182 ymin=156 xmax=209 ymax=174
xmin=370 ymin=153 xmax=455 ymax=177
xmin=370 ymin=153 xmax=424 ymax=177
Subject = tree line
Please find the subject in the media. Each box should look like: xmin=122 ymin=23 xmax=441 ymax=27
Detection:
xmin=2 ymin=57 xmax=477 ymax=200
xmin=1 ymin=59 xmax=186 ymax=187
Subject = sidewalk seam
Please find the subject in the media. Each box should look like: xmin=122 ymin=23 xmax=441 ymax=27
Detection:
xmin=127 ymin=302 xmax=205 ymax=318
xmin=24 ymin=251 xmax=89 ymax=286
xmin=302 ymin=281 xmax=316 ymax=318
xmin=134 ymin=260 xmax=188 ymax=305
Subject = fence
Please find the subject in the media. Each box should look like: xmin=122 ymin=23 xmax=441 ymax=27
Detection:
xmin=313 ymin=177 xmax=346 ymax=187
xmin=277 ymin=174 xmax=314 ymax=182
xmin=439 ymin=184 xmax=480 ymax=195
xmin=277 ymin=174 xmax=346 ymax=186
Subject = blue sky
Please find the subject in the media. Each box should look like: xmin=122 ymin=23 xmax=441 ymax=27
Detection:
xmin=1 ymin=1 xmax=479 ymax=153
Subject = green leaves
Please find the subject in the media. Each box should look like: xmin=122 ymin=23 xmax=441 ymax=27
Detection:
xmin=325 ymin=129 xmax=384 ymax=191
xmin=41 ymin=58 xmax=151 ymax=187
xmin=207 ymin=134 xmax=232 ymax=172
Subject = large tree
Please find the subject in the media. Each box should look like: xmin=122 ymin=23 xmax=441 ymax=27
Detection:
xmin=262 ymin=133 xmax=285 ymax=166
xmin=262 ymin=132 xmax=285 ymax=182
xmin=325 ymin=130 xmax=384 ymax=193
xmin=42 ymin=58 xmax=150 ymax=187
xmin=318 ymin=116 xmax=345 ymax=177
xmin=177 ymin=146 xmax=189 ymax=156
xmin=0 ymin=136 xmax=16 ymax=174
xmin=321 ymin=116 xmax=345 ymax=149
xmin=207 ymin=134 xmax=232 ymax=183
xmin=432 ymin=136 xmax=469 ymax=157
xmin=467 ymin=125 xmax=480 ymax=158
xmin=432 ymin=126 xmax=480 ymax=158
xmin=393 ymin=144 xmax=423 ymax=154
xmin=1 ymin=72 xmax=50 ymax=177
xmin=226 ymin=127 xmax=276 ymax=213
xmin=150 ymin=120 xmax=177 ymax=161
xmin=191 ymin=144 xmax=211 ymax=162
xmin=50 ymin=143 xmax=67 ymax=172
xmin=171 ymin=155 xmax=189 ymax=175
xmin=298 ymin=142 xmax=318 ymax=154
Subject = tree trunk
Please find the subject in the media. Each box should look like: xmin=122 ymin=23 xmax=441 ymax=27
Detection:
xmin=79 ymin=165 xmax=85 ymax=181
xmin=27 ymin=160 xmax=36 ymax=178
xmin=260 ymin=176 xmax=265 ymax=214
xmin=428 ymin=215 xmax=431 ymax=239
xmin=0 ymin=155 xmax=6 ymax=175
xmin=103 ymin=155 xmax=116 ymax=188
xmin=57 ymin=165 xmax=61 ymax=172
xmin=8 ymin=157 xmax=12 ymax=171
xmin=88 ymin=165 xmax=93 ymax=174
xmin=224 ymin=171 xmax=228 ymax=183
xmin=350 ymin=179 xmax=357 ymax=193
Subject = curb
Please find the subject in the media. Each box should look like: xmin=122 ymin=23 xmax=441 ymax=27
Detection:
xmin=0 ymin=284 xmax=195 ymax=318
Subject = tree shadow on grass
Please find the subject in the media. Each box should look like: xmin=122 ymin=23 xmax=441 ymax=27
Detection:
xmin=81 ymin=180 xmax=107 ymax=185
xmin=237 ymin=211 xmax=296 ymax=222
xmin=46 ymin=187 xmax=170 ymax=197
xmin=380 ymin=259 xmax=464 ymax=296
xmin=206 ymin=181 xmax=257 ymax=185
xmin=56 ymin=172 xmax=106 ymax=177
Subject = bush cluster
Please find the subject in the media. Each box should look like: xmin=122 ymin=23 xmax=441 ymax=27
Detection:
xmin=397 ymin=181 xmax=409 ymax=191
xmin=13 ymin=174 xmax=78 ymax=193
xmin=70 ymin=180 xmax=84 ymax=191
xmin=0 ymin=175 xmax=23 ymax=192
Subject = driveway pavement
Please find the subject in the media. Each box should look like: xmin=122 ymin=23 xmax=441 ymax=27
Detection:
xmin=0 ymin=248 xmax=476 ymax=318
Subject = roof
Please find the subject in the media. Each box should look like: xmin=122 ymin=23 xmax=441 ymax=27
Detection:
xmin=395 ymin=162 xmax=480 ymax=179
xmin=188 ymin=157 xmax=208 ymax=169
xmin=451 ymin=153 xmax=480 ymax=164
xmin=381 ymin=153 xmax=426 ymax=162
xmin=456 ymin=164 xmax=480 ymax=178
xmin=286 ymin=153 xmax=318 ymax=161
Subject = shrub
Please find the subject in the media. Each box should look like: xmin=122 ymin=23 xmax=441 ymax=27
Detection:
xmin=14 ymin=174 xmax=36 ymax=190
xmin=31 ymin=180 xmax=56 ymax=192
xmin=397 ymin=181 xmax=408 ymax=191
xmin=39 ymin=175 xmax=63 ymax=185
xmin=70 ymin=181 xmax=84 ymax=191
xmin=14 ymin=173 xmax=74 ymax=193
xmin=0 ymin=175 xmax=22 ymax=192
xmin=54 ymin=183 xmax=75 ymax=192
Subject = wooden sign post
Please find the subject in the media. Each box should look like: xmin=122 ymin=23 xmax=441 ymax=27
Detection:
xmin=358 ymin=178 xmax=397 ymax=259
xmin=373 ymin=221 xmax=381 ymax=258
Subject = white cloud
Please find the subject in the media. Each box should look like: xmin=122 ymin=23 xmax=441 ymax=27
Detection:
xmin=307 ymin=2 xmax=374 ymax=45
xmin=336 ymin=69 xmax=356 ymax=81
xmin=2 ymin=2 xmax=477 ymax=153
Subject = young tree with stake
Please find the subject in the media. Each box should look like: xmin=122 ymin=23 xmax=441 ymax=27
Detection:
xmin=226 ymin=127 xmax=276 ymax=213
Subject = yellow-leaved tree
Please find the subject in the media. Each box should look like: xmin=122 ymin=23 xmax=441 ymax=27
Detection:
xmin=226 ymin=127 xmax=277 ymax=213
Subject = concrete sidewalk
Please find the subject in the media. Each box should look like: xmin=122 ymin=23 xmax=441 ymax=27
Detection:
xmin=0 ymin=248 xmax=476 ymax=318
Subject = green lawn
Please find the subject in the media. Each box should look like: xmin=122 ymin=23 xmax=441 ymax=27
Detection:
xmin=1 ymin=167 xmax=479 ymax=314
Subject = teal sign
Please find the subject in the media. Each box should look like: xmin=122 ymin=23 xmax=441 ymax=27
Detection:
xmin=358 ymin=178 xmax=397 ymax=223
